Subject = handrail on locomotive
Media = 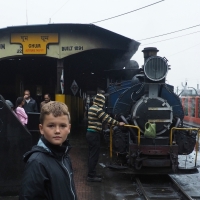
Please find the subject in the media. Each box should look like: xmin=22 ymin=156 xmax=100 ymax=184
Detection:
xmin=109 ymin=125 xmax=200 ymax=168
xmin=170 ymin=127 xmax=200 ymax=167
xmin=109 ymin=124 xmax=141 ymax=158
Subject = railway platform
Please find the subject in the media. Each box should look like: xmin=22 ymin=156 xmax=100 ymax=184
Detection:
xmin=0 ymin=118 xmax=121 ymax=200
xmin=1 ymin=119 xmax=200 ymax=200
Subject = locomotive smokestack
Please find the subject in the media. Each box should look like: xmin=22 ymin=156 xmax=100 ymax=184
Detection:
xmin=142 ymin=47 xmax=159 ymax=63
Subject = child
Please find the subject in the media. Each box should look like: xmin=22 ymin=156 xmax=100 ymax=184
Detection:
xmin=15 ymin=97 xmax=28 ymax=125
xmin=19 ymin=101 xmax=77 ymax=200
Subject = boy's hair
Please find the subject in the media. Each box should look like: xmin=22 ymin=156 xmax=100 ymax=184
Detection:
xmin=40 ymin=101 xmax=70 ymax=124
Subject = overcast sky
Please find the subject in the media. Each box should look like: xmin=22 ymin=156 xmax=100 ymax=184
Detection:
xmin=1 ymin=0 xmax=200 ymax=93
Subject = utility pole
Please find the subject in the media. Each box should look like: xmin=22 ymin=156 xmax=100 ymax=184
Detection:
xmin=26 ymin=0 xmax=28 ymax=25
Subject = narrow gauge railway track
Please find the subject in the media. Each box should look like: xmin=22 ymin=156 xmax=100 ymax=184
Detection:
xmin=135 ymin=174 xmax=199 ymax=200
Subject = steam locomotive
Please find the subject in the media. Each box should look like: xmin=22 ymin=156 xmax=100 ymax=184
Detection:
xmin=104 ymin=47 xmax=197 ymax=173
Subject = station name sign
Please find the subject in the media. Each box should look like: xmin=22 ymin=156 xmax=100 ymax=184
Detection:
xmin=10 ymin=33 xmax=59 ymax=55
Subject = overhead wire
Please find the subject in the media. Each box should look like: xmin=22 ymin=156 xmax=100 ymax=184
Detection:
xmin=167 ymin=42 xmax=200 ymax=57
xmin=45 ymin=0 xmax=200 ymax=58
xmin=138 ymin=24 xmax=200 ymax=41
xmin=91 ymin=0 xmax=165 ymax=24
xmin=140 ymin=30 xmax=200 ymax=46
xmin=47 ymin=0 xmax=200 ymax=49
xmin=139 ymin=26 xmax=200 ymax=56
xmin=89 ymin=0 xmax=200 ymax=46
xmin=49 ymin=0 xmax=70 ymax=19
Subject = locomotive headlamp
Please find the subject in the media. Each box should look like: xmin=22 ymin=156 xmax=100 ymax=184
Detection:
xmin=144 ymin=56 xmax=168 ymax=81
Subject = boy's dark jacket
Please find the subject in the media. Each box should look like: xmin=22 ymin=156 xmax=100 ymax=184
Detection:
xmin=19 ymin=137 xmax=77 ymax=200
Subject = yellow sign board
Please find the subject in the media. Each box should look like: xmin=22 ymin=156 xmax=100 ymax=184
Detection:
xmin=10 ymin=33 xmax=59 ymax=55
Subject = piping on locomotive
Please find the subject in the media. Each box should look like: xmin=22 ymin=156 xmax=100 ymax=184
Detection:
xmin=103 ymin=47 xmax=198 ymax=173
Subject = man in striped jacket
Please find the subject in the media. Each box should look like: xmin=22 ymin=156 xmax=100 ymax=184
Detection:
xmin=86 ymin=93 xmax=125 ymax=182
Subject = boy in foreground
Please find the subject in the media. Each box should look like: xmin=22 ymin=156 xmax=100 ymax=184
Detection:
xmin=19 ymin=101 xmax=77 ymax=200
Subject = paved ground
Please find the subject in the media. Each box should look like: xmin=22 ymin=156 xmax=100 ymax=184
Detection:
xmin=71 ymin=123 xmax=200 ymax=200
xmin=1 ymin=119 xmax=200 ymax=199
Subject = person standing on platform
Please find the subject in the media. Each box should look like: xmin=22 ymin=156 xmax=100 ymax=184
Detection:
xmin=15 ymin=97 xmax=28 ymax=126
xmin=19 ymin=101 xmax=77 ymax=200
xmin=24 ymin=90 xmax=38 ymax=113
xmin=86 ymin=93 xmax=125 ymax=182
xmin=40 ymin=93 xmax=51 ymax=111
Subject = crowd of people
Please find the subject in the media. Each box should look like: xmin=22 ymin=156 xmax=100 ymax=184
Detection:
xmin=6 ymin=90 xmax=51 ymax=126
xmin=4 ymin=90 xmax=125 ymax=199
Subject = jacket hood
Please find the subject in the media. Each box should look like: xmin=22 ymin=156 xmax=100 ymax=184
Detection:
xmin=23 ymin=138 xmax=71 ymax=162
xmin=93 ymin=93 xmax=105 ymax=108
xmin=23 ymin=145 xmax=49 ymax=162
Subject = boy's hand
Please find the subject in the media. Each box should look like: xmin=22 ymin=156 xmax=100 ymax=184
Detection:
xmin=119 ymin=122 xmax=125 ymax=126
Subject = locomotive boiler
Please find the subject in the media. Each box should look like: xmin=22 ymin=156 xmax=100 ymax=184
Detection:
xmin=104 ymin=47 xmax=197 ymax=173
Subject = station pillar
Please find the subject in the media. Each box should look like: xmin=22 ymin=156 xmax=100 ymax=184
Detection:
xmin=55 ymin=59 xmax=65 ymax=103
xmin=55 ymin=94 xmax=65 ymax=103
xmin=56 ymin=59 xmax=64 ymax=94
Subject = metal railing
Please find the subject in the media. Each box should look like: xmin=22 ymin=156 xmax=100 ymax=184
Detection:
xmin=109 ymin=125 xmax=200 ymax=168
xmin=170 ymin=127 xmax=200 ymax=167
xmin=109 ymin=124 xmax=140 ymax=158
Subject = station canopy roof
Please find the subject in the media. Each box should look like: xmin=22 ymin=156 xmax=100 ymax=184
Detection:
xmin=0 ymin=24 xmax=140 ymax=91
xmin=0 ymin=23 xmax=140 ymax=61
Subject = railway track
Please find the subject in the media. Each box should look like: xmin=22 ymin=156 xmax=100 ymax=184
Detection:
xmin=135 ymin=174 xmax=200 ymax=200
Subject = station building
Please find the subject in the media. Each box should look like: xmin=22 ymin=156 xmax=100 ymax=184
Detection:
xmin=0 ymin=24 xmax=140 ymax=195
xmin=0 ymin=23 xmax=140 ymax=124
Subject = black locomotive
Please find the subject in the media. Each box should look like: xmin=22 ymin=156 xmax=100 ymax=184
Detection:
xmin=104 ymin=47 xmax=197 ymax=173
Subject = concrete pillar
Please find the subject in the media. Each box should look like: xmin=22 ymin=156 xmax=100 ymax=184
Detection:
xmin=55 ymin=94 xmax=65 ymax=103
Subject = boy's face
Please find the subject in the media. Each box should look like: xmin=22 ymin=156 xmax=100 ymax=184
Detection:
xmin=39 ymin=113 xmax=71 ymax=146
